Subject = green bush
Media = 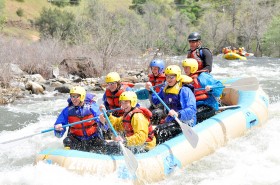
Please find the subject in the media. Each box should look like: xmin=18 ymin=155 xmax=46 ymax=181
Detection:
xmin=35 ymin=8 xmax=77 ymax=42
xmin=16 ymin=8 xmax=24 ymax=17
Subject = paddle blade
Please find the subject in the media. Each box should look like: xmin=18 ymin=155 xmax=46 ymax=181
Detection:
xmin=175 ymin=117 xmax=199 ymax=148
xmin=228 ymin=77 xmax=259 ymax=91
xmin=0 ymin=133 xmax=41 ymax=144
xmin=120 ymin=142 xmax=138 ymax=174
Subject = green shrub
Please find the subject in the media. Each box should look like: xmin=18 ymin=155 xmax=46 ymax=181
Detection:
xmin=16 ymin=8 xmax=24 ymax=17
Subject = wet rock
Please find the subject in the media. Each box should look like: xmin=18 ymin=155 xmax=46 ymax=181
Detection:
xmin=54 ymin=85 xmax=71 ymax=93
xmin=25 ymin=81 xmax=45 ymax=94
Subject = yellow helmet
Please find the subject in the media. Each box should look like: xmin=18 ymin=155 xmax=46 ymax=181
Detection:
xmin=119 ymin=91 xmax=137 ymax=107
xmin=182 ymin=58 xmax=198 ymax=74
xmin=105 ymin=72 xmax=121 ymax=83
xmin=180 ymin=75 xmax=193 ymax=84
xmin=70 ymin=86 xmax=86 ymax=102
xmin=165 ymin=65 xmax=181 ymax=81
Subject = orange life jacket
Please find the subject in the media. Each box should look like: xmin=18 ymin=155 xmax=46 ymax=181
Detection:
xmin=148 ymin=73 xmax=165 ymax=92
xmin=122 ymin=107 xmax=154 ymax=142
xmin=68 ymin=108 xmax=97 ymax=137
xmin=191 ymin=71 xmax=209 ymax=101
xmin=105 ymin=83 xmax=133 ymax=117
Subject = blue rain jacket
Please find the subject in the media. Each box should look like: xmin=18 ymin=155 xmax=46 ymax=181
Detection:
xmin=54 ymin=93 xmax=107 ymax=139
xmin=151 ymin=85 xmax=197 ymax=126
xmin=197 ymin=72 xmax=223 ymax=110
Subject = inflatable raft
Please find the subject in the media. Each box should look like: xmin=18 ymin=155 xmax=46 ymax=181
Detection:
xmin=223 ymin=52 xmax=247 ymax=60
xmin=36 ymin=77 xmax=269 ymax=183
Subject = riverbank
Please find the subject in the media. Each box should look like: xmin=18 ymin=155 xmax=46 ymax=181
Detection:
xmin=0 ymin=63 xmax=148 ymax=105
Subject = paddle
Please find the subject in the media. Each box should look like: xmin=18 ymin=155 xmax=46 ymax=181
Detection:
xmin=0 ymin=117 xmax=99 ymax=144
xmin=101 ymin=108 xmax=138 ymax=175
xmin=150 ymin=87 xmax=199 ymax=148
xmin=218 ymin=105 xmax=240 ymax=110
xmin=135 ymin=83 xmax=165 ymax=100
xmin=196 ymin=77 xmax=259 ymax=91
xmin=107 ymin=108 xmax=121 ymax=112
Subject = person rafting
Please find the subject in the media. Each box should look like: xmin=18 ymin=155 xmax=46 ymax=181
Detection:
xmin=54 ymin=86 xmax=108 ymax=152
xmin=100 ymin=72 xmax=134 ymax=118
xmin=99 ymin=91 xmax=156 ymax=154
xmin=182 ymin=58 xmax=223 ymax=122
xmin=148 ymin=59 xmax=166 ymax=93
xmin=187 ymin=32 xmax=213 ymax=73
xmin=145 ymin=65 xmax=197 ymax=144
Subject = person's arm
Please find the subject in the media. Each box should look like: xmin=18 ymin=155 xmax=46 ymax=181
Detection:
xmin=199 ymin=72 xmax=223 ymax=97
xmin=102 ymin=93 xmax=110 ymax=110
xmin=201 ymin=48 xmax=213 ymax=72
xmin=54 ymin=107 xmax=69 ymax=138
xmin=125 ymin=113 xmax=149 ymax=147
xmin=90 ymin=104 xmax=109 ymax=131
xmin=177 ymin=87 xmax=197 ymax=123
xmin=108 ymin=114 xmax=124 ymax=132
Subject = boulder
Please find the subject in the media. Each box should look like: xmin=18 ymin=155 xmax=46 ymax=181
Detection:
xmin=25 ymin=81 xmax=45 ymax=94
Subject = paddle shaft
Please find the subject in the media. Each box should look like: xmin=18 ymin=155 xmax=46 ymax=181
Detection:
xmin=219 ymin=105 xmax=240 ymax=110
xmin=107 ymin=108 xmax=121 ymax=113
xmin=135 ymin=82 xmax=165 ymax=93
xmin=0 ymin=117 xmax=99 ymax=144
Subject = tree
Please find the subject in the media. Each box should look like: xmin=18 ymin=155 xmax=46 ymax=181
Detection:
xmin=262 ymin=15 xmax=280 ymax=57
xmin=174 ymin=0 xmax=203 ymax=25
xmin=83 ymin=0 xmax=142 ymax=72
xmin=35 ymin=8 xmax=77 ymax=42
xmin=236 ymin=0 xmax=277 ymax=56
xmin=16 ymin=8 xmax=24 ymax=18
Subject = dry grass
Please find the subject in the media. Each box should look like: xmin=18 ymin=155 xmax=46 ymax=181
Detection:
xmin=2 ymin=0 xmax=133 ymax=40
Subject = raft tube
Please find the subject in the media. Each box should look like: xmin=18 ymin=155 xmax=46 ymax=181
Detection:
xmin=36 ymin=78 xmax=269 ymax=183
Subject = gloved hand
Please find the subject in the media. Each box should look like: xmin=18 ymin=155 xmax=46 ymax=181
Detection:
xmin=105 ymin=111 xmax=111 ymax=117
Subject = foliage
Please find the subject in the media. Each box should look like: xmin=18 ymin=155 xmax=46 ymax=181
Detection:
xmin=35 ymin=8 xmax=77 ymax=42
xmin=130 ymin=0 xmax=146 ymax=14
xmin=174 ymin=0 xmax=203 ymax=25
xmin=0 ymin=0 xmax=5 ymax=30
xmin=15 ymin=0 xmax=24 ymax=2
xmin=83 ymin=0 xmax=143 ymax=72
xmin=49 ymin=0 xmax=80 ymax=7
xmin=262 ymin=14 xmax=280 ymax=57
xmin=16 ymin=8 xmax=24 ymax=17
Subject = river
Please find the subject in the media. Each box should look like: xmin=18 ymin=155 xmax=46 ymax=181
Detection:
xmin=0 ymin=56 xmax=280 ymax=185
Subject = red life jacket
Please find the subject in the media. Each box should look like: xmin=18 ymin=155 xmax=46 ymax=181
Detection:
xmin=191 ymin=71 xmax=209 ymax=101
xmin=148 ymin=73 xmax=166 ymax=92
xmin=105 ymin=83 xmax=133 ymax=117
xmin=68 ymin=109 xmax=97 ymax=137
xmin=187 ymin=47 xmax=211 ymax=72
xmin=187 ymin=49 xmax=204 ymax=71
xmin=122 ymin=107 xmax=154 ymax=142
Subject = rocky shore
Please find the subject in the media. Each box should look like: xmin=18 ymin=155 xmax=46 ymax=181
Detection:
xmin=0 ymin=63 xmax=148 ymax=105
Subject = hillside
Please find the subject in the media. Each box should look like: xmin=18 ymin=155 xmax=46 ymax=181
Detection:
xmin=2 ymin=0 xmax=132 ymax=41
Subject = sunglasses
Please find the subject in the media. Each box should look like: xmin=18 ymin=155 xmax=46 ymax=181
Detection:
xmin=107 ymin=82 xmax=117 ymax=86
xmin=70 ymin=95 xmax=80 ymax=99
xmin=166 ymin=75 xmax=176 ymax=80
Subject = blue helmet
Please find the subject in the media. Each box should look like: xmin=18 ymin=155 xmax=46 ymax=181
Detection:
xmin=150 ymin=59 xmax=165 ymax=74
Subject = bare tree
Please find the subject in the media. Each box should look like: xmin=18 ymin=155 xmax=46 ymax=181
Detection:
xmin=237 ymin=0 xmax=276 ymax=56
xmin=83 ymin=0 xmax=141 ymax=73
